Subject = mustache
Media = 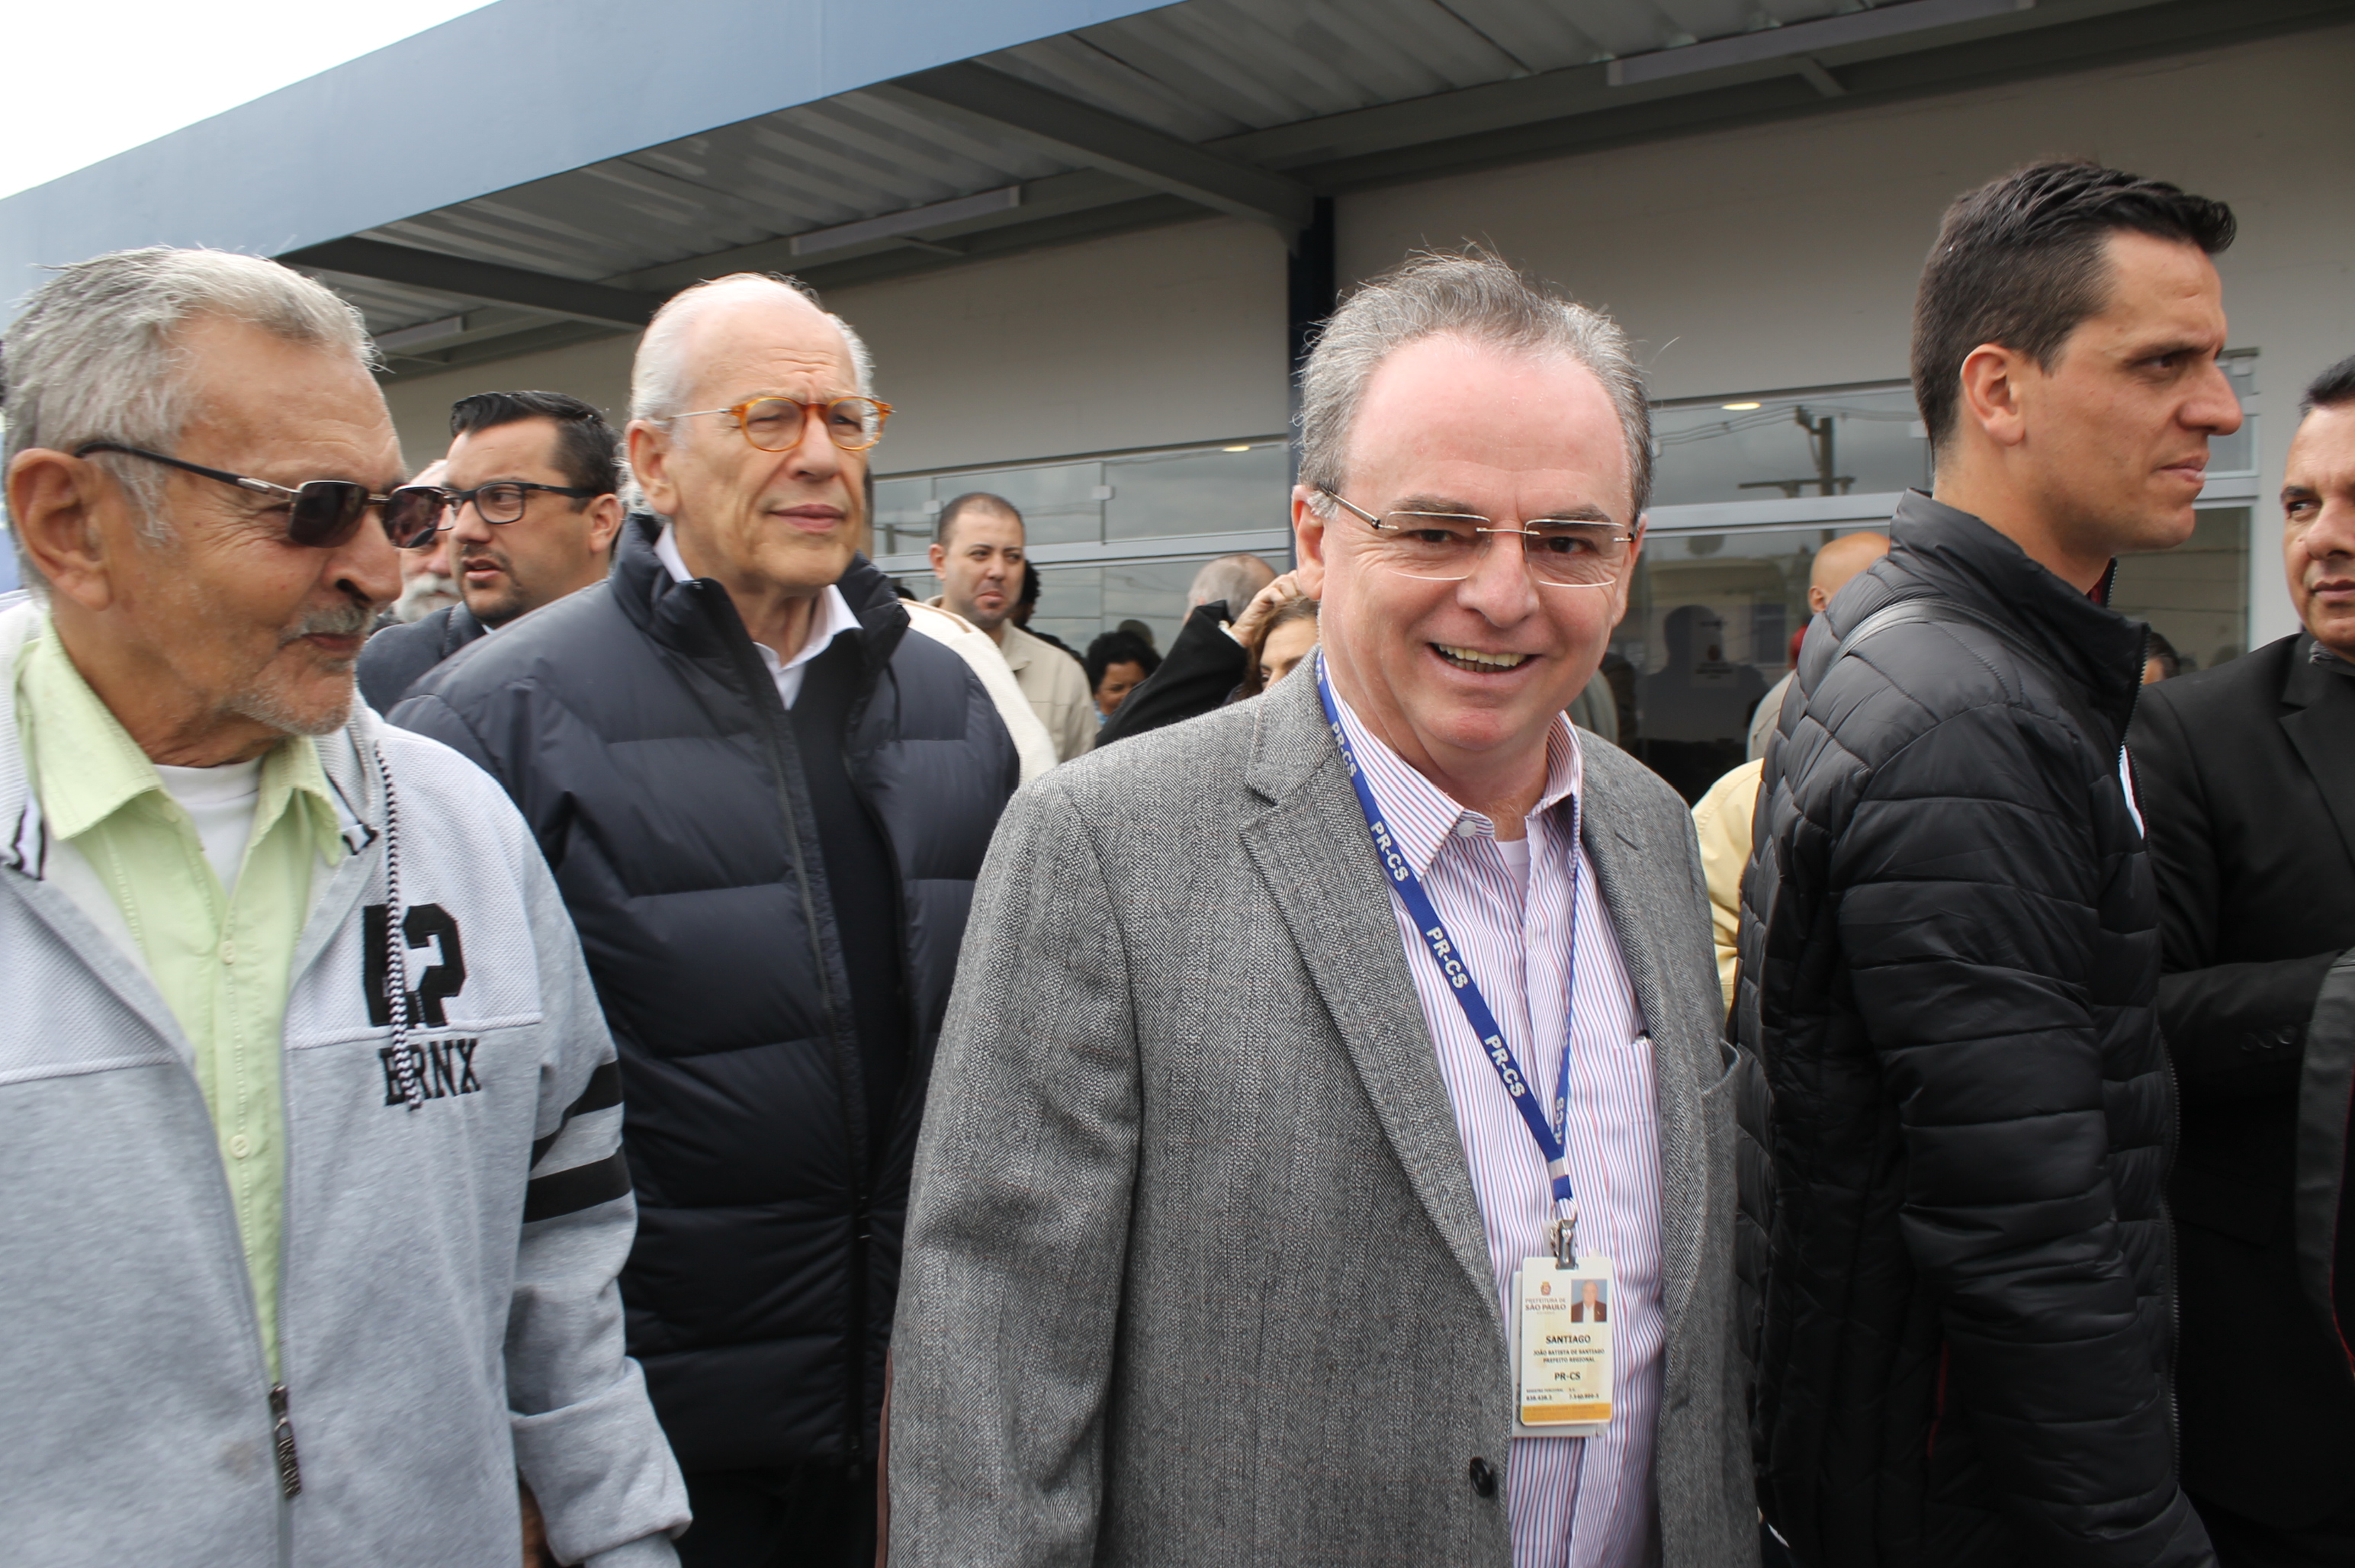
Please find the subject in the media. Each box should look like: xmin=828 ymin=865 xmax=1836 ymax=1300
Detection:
xmin=279 ymin=597 xmax=377 ymax=647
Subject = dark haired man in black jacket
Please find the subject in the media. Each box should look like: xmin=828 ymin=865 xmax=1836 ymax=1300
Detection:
xmin=2129 ymin=355 xmax=2355 ymax=1566
xmin=1740 ymin=162 xmax=2240 ymax=1566
xmin=358 ymin=390 xmax=623 ymax=710
xmin=393 ymin=273 xmax=1016 ymax=1567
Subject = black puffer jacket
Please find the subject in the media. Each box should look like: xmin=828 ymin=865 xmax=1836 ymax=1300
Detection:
xmin=390 ymin=515 xmax=1017 ymax=1473
xmin=1736 ymin=493 xmax=2209 ymax=1566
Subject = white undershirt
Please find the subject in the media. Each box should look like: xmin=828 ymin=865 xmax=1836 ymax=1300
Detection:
xmin=1494 ymin=831 xmax=1532 ymax=904
xmin=154 ymin=757 xmax=263 ymax=895
xmin=654 ymin=522 xmax=859 ymax=708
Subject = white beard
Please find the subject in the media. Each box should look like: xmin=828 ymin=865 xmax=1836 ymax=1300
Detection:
xmin=393 ymin=572 xmax=460 ymax=623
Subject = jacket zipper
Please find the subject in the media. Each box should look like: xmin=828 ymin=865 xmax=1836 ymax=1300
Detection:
xmin=696 ymin=580 xmax=873 ymax=1471
xmin=2122 ymin=628 xmax=2181 ymax=1476
xmin=269 ymin=1383 xmax=304 ymax=1497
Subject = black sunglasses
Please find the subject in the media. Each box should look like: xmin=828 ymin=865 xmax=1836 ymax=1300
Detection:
xmin=73 ymin=442 xmax=446 ymax=551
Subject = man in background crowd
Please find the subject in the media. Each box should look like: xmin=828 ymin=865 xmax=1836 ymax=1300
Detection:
xmin=2130 ymin=352 xmax=2355 ymax=1566
xmin=1094 ymin=551 xmax=1278 ymax=744
xmin=394 ymin=272 xmax=1016 ymax=1566
xmin=1 ymin=246 xmax=684 ymax=1566
xmin=1742 ymin=161 xmax=2235 ymax=1566
xmin=891 ymin=251 xmax=1756 ymax=1568
xmin=2143 ymin=625 xmax=2183 ymax=683
xmin=357 ymin=391 xmax=622 ymax=711
xmin=928 ymin=493 xmax=1093 ymax=761
xmin=386 ymin=458 xmax=458 ymax=625
xmin=1745 ymin=529 xmax=1888 ymax=760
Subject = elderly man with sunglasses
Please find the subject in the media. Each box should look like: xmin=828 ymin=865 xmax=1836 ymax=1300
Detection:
xmin=888 ymin=252 xmax=1756 ymax=1568
xmin=391 ymin=272 xmax=1017 ymax=1568
xmin=356 ymin=389 xmax=624 ymax=712
xmin=0 ymin=247 xmax=686 ymax=1566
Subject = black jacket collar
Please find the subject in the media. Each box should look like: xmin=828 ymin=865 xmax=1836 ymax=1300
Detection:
xmin=1882 ymin=490 xmax=2149 ymax=739
xmin=609 ymin=511 xmax=908 ymax=676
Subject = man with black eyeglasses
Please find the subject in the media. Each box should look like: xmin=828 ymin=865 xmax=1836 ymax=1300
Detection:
xmin=0 ymin=248 xmax=686 ymax=1565
xmin=358 ymin=390 xmax=622 ymax=712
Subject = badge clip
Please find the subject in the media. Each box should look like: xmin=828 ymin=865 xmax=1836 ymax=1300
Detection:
xmin=1550 ymin=1205 xmax=1579 ymax=1270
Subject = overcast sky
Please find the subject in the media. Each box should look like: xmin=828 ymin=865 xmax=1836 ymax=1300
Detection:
xmin=0 ymin=1 xmax=496 ymax=201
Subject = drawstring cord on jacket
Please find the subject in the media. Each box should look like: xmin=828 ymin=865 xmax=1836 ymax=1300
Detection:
xmin=375 ymin=741 xmax=425 ymax=1111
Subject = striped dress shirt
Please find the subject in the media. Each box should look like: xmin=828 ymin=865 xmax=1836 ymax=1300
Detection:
xmin=1330 ymin=687 xmax=1664 ymax=1568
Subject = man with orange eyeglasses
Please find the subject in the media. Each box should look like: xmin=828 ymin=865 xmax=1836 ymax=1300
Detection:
xmin=391 ymin=272 xmax=1018 ymax=1568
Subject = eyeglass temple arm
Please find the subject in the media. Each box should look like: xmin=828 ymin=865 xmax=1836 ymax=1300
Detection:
xmin=74 ymin=442 xmax=288 ymax=496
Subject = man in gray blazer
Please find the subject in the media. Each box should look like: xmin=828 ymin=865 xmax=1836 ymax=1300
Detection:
xmin=888 ymin=252 xmax=1755 ymax=1568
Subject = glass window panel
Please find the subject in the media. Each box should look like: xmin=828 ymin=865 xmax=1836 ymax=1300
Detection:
xmin=935 ymin=462 xmax=1104 ymax=546
xmin=1607 ymin=524 xmax=1886 ymax=803
xmin=1022 ymin=557 xmax=1216 ymax=656
xmin=1026 ymin=564 xmax=1107 ymax=653
xmin=1650 ymin=387 xmax=1929 ymax=508
xmin=2207 ymin=358 xmax=2258 ymax=476
xmin=872 ymin=475 xmax=936 ymax=560
xmin=2112 ymin=506 xmax=2250 ymax=673
xmin=1104 ymin=443 xmax=1291 ymax=539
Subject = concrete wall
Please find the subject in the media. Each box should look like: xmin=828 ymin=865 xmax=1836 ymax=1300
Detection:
xmin=1338 ymin=22 xmax=2355 ymax=644
xmin=378 ymin=214 xmax=1292 ymax=477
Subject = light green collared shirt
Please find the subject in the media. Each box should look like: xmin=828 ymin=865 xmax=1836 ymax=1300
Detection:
xmin=15 ymin=625 xmax=345 ymax=1377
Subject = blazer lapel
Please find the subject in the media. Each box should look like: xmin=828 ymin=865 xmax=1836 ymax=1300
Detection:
xmin=2281 ymin=644 xmax=2355 ymax=871
xmin=1238 ymin=674 xmax=1502 ymax=1328
xmin=1579 ymin=759 xmax=1709 ymax=1338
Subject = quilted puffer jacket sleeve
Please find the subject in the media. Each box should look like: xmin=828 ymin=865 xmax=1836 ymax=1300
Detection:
xmin=1827 ymin=699 xmax=2209 ymax=1565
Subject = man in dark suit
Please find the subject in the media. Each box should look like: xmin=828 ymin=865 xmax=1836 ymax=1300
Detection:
xmin=2129 ymin=352 xmax=2355 ymax=1565
xmin=357 ymin=390 xmax=621 ymax=710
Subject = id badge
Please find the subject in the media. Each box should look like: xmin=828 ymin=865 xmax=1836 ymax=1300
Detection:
xmin=1511 ymin=1255 xmax=1614 ymax=1439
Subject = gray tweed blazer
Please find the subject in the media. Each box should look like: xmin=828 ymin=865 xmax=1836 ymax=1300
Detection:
xmin=888 ymin=664 xmax=1757 ymax=1567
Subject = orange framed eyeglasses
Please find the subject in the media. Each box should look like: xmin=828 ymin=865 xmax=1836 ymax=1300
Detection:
xmin=678 ymin=395 xmax=893 ymax=454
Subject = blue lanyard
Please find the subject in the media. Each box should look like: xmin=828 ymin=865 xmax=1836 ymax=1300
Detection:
xmin=1316 ymin=654 xmax=1584 ymax=1252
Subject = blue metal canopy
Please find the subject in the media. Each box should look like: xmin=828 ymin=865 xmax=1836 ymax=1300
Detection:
xmin=0 ymin=0 xmax=1169 ymax=308
xmin=5 ymin=0 xmax=2344 ymax=374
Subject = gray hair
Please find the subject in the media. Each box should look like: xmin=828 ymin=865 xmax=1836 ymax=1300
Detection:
xmin=629 ymin=272 xmax=875 ymax=429
xmin=2 ymin=247 xmax=374 ymax=591
xmin=1188 ymin=551 xmax=1276 ymax=612
xmin=1297 ymin=250 xmax=1653 ymax=521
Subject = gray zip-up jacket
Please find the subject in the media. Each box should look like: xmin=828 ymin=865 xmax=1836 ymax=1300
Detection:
xmin=0 ymin=601 xmax=688 ymax=1566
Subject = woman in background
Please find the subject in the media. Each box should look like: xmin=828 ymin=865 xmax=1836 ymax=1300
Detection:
xmin=1085 ymin=630 xmax=1161 ymax=722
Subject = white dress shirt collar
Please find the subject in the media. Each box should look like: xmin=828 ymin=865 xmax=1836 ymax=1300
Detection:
xmin=1325 ymin=676 xmax=1587 ymax=875
xmin=654 ymin=522 xmax=861 ymax=710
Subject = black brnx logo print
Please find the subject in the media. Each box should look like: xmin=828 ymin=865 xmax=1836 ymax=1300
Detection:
xmin=379 ymin=1037 xmax=483 ymax=1106
xmin=362 ymin=901 xmax=466 ymax=1027
xmin=363 ymin=901 xmax=478 ymax=1109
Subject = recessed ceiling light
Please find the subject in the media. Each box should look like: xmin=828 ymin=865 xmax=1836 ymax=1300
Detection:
xmin=1222 ymin=444 xmax=1251 ymax=451
xmin=1720 ymin=401 xmax=1762 ymax=411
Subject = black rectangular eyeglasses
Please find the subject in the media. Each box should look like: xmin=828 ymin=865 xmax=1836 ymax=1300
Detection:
xmin=440 ymin=480 xmax=599 ymax=526
xmin=74 ymin=442 xmax=447 ymax=551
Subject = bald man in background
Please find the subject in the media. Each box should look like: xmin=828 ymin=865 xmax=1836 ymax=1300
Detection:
xmin=1747 ymin=529 xmax=1891 ymax=761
